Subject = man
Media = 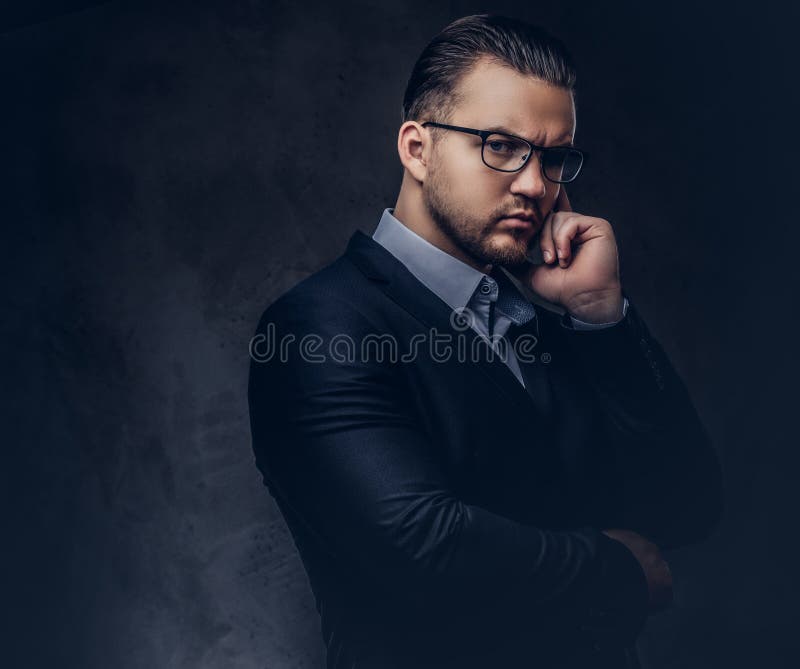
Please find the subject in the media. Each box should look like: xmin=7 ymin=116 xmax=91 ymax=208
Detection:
xmin=248 ymin=14 xmax=723 ymax=669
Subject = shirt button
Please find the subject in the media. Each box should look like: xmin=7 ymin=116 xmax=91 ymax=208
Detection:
xmin=480 ymin=283 xmax=492 ymax=294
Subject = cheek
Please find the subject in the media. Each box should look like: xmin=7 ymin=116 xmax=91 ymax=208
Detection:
xmin=444 ymin=159 xmax=504 ymax=211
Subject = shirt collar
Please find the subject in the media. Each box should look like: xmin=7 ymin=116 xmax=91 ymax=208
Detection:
xmin=371 ymin=208 xmax=490 ymax=310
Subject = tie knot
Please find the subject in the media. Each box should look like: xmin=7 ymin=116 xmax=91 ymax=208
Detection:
xmin=491 ymin=268 xmax=537 ymax=327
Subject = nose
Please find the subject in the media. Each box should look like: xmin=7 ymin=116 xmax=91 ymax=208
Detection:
xmin=508 ymin=151 xmax=547 ymax=200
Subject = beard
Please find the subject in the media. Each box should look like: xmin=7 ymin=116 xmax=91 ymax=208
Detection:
xmin=422 ymin=158 xmax=535 ymax=271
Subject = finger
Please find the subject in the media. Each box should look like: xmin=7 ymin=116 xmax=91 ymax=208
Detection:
xmin=554 ymin=214 xmax=604 ymax=267
xmin=552 ymin=213 xmax=579 ymax=268
xmin=555 ymin=184 xmax=573 ymax=213
xmin=539 ymin=210 xmax=557 ymax=264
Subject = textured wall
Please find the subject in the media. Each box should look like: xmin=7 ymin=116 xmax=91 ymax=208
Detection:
xmin=3 ymin=1 xmax=798 ymax=667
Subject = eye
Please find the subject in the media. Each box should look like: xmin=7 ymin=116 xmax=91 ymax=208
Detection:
xmin=487 ymin=140 xmax=514 ymax=154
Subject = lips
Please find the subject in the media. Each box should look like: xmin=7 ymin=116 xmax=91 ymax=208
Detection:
xmin=499 ymin=215 xmax=539 ymax=228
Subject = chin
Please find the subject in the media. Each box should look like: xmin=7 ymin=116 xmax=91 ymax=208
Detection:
xmin=484 ymin=237 xmax=530 ymax=268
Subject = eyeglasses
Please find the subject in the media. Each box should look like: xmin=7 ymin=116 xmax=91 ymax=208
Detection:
xmin=421 ymin=121 xmax=587 ymax=183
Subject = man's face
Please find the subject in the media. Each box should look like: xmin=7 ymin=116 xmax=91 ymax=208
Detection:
xmin=422 ymin=57 xmax=576 ymax=271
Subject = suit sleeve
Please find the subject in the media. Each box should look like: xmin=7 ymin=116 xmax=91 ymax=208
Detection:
xmin=248 ymin=294 xmax=650 ymax=654
xmin=561 ymin=296 xmax=725 ymax=551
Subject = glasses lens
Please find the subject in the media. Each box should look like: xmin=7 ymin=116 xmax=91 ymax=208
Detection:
xmin=483 ymin=134 xmax=584 ymax=181
xmin=543 ymin=148 xmax=583 ymax=182
xmin=483 ymin=133 xmax=532 ymax=171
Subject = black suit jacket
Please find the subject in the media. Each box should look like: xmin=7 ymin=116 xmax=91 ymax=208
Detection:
xmin=247 ymin=229 xmax=724 ymax=669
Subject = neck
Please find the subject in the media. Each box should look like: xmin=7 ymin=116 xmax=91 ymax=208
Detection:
xmin=392 ymin=171 xmax=493 ymax=274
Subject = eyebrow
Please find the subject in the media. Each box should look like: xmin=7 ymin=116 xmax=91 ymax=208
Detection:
xmin=485 ymin=124 xmax=575 ymax=147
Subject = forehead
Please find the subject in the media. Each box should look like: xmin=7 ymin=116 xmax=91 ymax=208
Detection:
xmin=451 ymin=57 xmax=576 ymax=139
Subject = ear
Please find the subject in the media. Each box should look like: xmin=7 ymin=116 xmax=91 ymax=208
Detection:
xmin=397 ymin=121 xmax=430 ymax=183
xmin=555 ymin=184 xmax=573 ymax=212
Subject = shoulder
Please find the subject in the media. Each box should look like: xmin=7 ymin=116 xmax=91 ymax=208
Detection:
xmin=247 ymin=255 xmax=402 ymax=407
xmin=253 ymin=253 xmax=381 ymax=338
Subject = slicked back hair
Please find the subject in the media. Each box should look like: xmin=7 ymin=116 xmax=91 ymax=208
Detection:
xmin=401 ymin=14 xmax=577 ymax=136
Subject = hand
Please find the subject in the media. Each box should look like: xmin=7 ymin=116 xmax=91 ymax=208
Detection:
xmin=602 ymin=528 xmax=673 ymax=613
xmin=511 ymin=187 xmax=624 ymax=324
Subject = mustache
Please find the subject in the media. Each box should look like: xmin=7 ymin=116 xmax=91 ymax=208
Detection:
xmin=495 ymin=204 xmax=545 ymax=224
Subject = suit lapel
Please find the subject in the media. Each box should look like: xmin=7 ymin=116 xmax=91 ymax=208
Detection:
xmin=345 ymin=229 xmax=540 ymax=413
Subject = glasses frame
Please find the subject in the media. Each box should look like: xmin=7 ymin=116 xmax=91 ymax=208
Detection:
xmin=420 ymin=121 xmax=588 ymax=183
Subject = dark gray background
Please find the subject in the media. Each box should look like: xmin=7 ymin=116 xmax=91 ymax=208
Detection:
xmin=3 ymin=1 xmax=798 ymax=667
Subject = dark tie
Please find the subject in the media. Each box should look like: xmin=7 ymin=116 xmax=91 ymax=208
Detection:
xmin=491 ymin=268 xmax=537 ymax=328
xmin=491 ymin=268 xmax=555 ymax=419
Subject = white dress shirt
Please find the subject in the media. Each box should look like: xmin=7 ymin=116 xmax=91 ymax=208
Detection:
xmin=372 ymin=207 xmax=628 ymax=387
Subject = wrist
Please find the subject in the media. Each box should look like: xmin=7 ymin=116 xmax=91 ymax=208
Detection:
xmin=566 ymin=288 xmax=624 ymax=324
